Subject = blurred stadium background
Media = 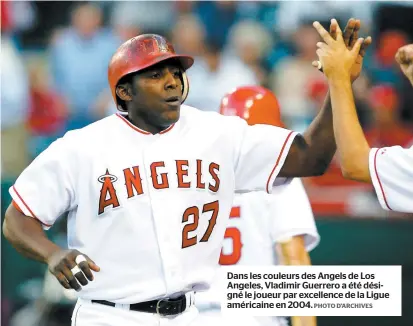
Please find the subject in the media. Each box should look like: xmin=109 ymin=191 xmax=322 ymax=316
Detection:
xmin=1 ymin=1 xmax=413 ymax=325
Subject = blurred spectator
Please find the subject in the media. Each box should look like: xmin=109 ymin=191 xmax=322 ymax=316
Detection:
xmin=25 ymin=59 xmax=69 ymax=157
xmin=226 ymin=20 xmax=274 ymax=85
xmin=236 ymin=1 xmax=277 ymax=25
xmin=111 ymin=8 xmax=142 ymax=43
xmin=193 ymin=1 xmax=239 ymax=49
xmin=365 ymin=84 xmax=413 ymax=148
xmin=351 ymin=75 xmax=374 ymax=127
xmin=1 ymin=1 xmax=13 ymax=32
xmin=306 ymin=78 xmax=328 ymax=109
xmin=49 ymin=3 xmax=118 ymax=131
xmin=185 ymin=38 xmax=257 ymax=112
xmin=269 ymin=21 xmax=324 ymax=132
xmin=110 ymin=1 xmax=176 ymax=36
xmin=0 ymin=35 xmax=30 ymax=182
xmin=368 ymin=30 xmax=410 ymax=86
xmin=275 ymin=1 xmax=374 ymax=38
xmin=308 ymin=72 xmax=373 ymax=128
xmin=0 ymin=1 xmax=36 ymax=35
xmin=171 ymin=14 xmax=206 ymax=57
xmin=27 ymin=60 xmax=68 ymax=137
xmin=1 ymin=36 xmax=31 ymax=322
xmin=174 ymin=1 xmax=196 ymax=15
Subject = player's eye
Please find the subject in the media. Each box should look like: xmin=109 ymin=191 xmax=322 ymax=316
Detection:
xmin=173 ymin=70 xmax=181 ymax=78
xmin=150 ymin=72 xmax=161 ymax=79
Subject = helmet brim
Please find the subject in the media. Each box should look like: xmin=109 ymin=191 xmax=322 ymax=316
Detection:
xmin=131 ymin=53 xmax=194 ymax=75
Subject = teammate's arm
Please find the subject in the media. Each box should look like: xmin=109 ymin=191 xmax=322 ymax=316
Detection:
xmin=276 ymin=236 xmax=311 ymax=265
xmin=3 ymin=204 xmax=100 ymax=291
xmin=276 ymin=236 xmax=316 ymax=326
xmin=327 ymin=65 xmax=371 ymax=182
xmin=279 ymin=18 xmax=372 ymax=179
xmin=311 ymin=20 xmax=373 ymax=183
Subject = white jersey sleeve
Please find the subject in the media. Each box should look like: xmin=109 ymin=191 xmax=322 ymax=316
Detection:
xmin=232 ymin=118 xmax=298 ymax=194
xmin=369 ymin=146 xmax=413 ymax=213
xmin=269 ymin=178 xmax=320 ymax=251
xmin=9 ymin=136 xmax=76 ymax=229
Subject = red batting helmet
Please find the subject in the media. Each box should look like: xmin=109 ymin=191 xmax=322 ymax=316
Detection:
xmin=108 ymin=34 xmax=194 ymax=113
xmin=219 ymin=85 xmax=284 ymax=128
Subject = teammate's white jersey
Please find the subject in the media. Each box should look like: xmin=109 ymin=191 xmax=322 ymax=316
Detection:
xmin=195 ymin=178 xmax=319 ymax=309
xmin=369 ymin=145 xmax=413 ymax=213
xmin=10 ymin=105 xmax=297 ymax=304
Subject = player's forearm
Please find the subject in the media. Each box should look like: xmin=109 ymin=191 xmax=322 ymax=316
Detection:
xmin=3 ymin=205 xmax=62 ymax=264
xmin=276 ymin=237 xmax=311 ymax=266
xmin=277 ymin=238 xmax=317 ymax=326
xmin=280 ymin=94 xmax=335 ymax=178
xmin=301 ymin=92 xmax=336 ymax=176
xmin=277 ymin=236 xmax=317 ymax=326
xmin=328 ymin=76 xmax=371 ymax=182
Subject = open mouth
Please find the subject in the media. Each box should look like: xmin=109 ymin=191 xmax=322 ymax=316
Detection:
xmin=165 ymin=96 xmax=181 ymax=105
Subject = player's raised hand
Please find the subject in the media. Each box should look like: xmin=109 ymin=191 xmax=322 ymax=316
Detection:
xmin=395 ymin=44 xmax=413 ymax=86
xmin=342 ymin=18 xmax=372 ymax=82
xmin=312 ymin=18 xmax=366 ymax=81
xmin=47 ymin=249 xmax=100 ymax=291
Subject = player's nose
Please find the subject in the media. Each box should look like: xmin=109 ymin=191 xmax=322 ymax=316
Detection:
xmin=164 ymin=70 xmax=178 ymax=91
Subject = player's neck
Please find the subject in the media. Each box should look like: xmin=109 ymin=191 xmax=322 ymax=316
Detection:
xmin=126 ymin=113 xmax=169 ymax=135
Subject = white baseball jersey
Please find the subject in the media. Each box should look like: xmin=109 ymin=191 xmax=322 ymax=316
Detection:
xmin=195 ymin=178 xmax=319 ymax=310
xmin=10 ymin=105 xmax=298 ymax=304
xmin=369 ymin=145 xmax=413 ymax=213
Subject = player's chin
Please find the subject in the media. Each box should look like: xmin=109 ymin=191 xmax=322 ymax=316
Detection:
xmin=161 ymin=107 xmax=180 ymax=124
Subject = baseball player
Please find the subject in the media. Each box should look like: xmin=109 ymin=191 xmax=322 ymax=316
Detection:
xmin=195 ymin=86 xmax=320 ymax=326
xmin=3 ymin=19 xmax=368 ymax=326
xmin=313 ymin=20 xmax=413 ymax=213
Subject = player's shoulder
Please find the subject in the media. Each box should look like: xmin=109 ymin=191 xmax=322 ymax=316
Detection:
xmin=375 ymin=145 xmax=413 ymax=159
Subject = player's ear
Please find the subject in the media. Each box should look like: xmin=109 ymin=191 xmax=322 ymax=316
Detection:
xmin=116 ymin=83 xmax=133 ymax=102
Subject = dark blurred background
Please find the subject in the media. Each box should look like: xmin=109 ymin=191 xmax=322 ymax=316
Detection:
xmin=1 ymin=1 xmax=413 ymax=326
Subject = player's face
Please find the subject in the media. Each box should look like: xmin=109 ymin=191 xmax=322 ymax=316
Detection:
xmin=130 ymin=61 xmax=183 ymax=127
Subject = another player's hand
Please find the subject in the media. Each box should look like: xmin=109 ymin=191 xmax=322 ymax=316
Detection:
xmin=395 ymin=44 xmax=413 ymax=86
xmin=312 ymin=19 xmax=364 ymax=80
xmin=312 ymin=18 xmax=372 ymax=82
xmin=341 ymin=18 xmax=372 ymax=82
xmin=47 ymin=249 xmax=100 ymax=291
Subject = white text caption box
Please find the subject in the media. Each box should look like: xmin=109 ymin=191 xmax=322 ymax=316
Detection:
xmin=219 ymin=265 xmax=401 ymax=316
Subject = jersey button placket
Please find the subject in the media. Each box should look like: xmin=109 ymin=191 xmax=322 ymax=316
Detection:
xmin=142 ymin=140 xmax=177 ymax=294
